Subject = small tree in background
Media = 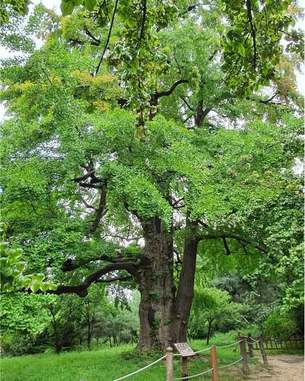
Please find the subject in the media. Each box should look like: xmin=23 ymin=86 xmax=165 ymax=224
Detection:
xmin=191 ymin=288 xmax=243 ymax=344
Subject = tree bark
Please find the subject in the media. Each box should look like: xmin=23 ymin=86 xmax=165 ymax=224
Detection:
xmin=137 ymin=217 xmax=175 ymax=351
xmin=137 ymin=217 xmax=200 ymax=351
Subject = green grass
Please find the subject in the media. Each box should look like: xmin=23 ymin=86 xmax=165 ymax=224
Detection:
xmin=0 ymin=332 xmax=281 ymax=381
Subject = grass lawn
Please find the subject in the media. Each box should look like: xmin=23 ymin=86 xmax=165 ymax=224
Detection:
xmin=0 ymin=333 xmax=263 ymax=381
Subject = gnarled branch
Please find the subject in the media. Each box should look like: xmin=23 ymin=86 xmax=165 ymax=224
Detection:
xmin=52 ymin=262 xmax=139 ymax=297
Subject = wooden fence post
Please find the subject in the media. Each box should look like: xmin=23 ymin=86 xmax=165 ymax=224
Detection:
xmin=166 ymin=347 xmax=173 ymax=381
xmin=181 ymin=357 xmax=188 ymax=380
xmin=210 ymin=345 xmax=219 ymax=381
xmin=239 ymin=337 xmax=249 ymax=375
xmin=247 ymin=334 xmax=254 ymax=357
xmin=258 ymin=337 xmax=268 ymax=367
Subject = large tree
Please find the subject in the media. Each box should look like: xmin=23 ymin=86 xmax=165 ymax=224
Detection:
xmin=1 ymin=0 xmax=303 ymax=351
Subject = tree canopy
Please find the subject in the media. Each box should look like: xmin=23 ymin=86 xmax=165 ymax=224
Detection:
xmin=0 ymin=0 xmax=303 ymax=351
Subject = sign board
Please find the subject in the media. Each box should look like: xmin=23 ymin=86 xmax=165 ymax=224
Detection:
xmin=174 ymin=342 xmax=195 ymax=357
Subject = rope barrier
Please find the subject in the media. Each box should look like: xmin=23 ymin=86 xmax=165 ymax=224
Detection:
xmin=113 ymin=338 xmax=245 ymax=380
xmin=173 ymin=346 xmax=213 ymax=357
xmin=218 ymin=357 xmax=243 ymax=370
xmin=173 ymin=367 xmax=213 ymax=380
xmin=176 ymin=340 xmax=242 ymax=356
xmin=112 ymin=355 xmax=166 ymax=381
xmin=216 ymin=340 xmax=243 ymax=349
xmin=193 ymin=345 xmax=213 ymax=354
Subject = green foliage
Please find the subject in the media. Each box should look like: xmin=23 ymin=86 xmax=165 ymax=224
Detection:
xmin=264 ymin=308 xmax=298 ymax=339
xmin=0 ymin=294 xmax=54 ymax=334
xmin=189 ymin=287 xmax=243 ymax=342
xmin=221 ymin=0 xmax=296 ymax=92
xmin=0 ymin=0 xmax=29 ymax=25
xmin=0 ymin=293 xmax=54 ymax=355
xmin=0 ymin=228 xmax=56 ymax=292
xmin=0 ymin=285 xmax=139 ymax=355
xmin=0 ymin=0 xmax=303 ymax=354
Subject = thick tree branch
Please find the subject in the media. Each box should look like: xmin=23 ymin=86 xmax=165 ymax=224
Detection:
xmin=74 ymin=171 xmax=96 ymax=182
xmin=137 ymin=0 xmax=147 ymax=48
xmin=52 ymin=262 xmax=139 ymax=297
xmin=62 ymin=249 xmax=143 ymax=273
xmin=89 ymin=184 xmax=107 ymax=233
xmin=152 ymin=79 xmax=188 ymax=101
xmin=194 ymin=100 xmax=212 ymax=126
xmin=78 ymin=182 xmax=103 ymax=189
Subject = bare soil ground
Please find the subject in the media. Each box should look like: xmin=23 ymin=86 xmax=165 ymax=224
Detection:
xmin=247 ymin=355 xmax=304 ymax=381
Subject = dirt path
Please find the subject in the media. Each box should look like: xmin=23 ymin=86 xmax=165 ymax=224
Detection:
xmin=248 ymin=355 xmax=304 ymax=381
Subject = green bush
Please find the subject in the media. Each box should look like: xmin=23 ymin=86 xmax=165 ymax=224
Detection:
xmin=264 ymin=309 xmax=298 ymax=339
xmin=1 ymin=333 xmax=35 ymax=356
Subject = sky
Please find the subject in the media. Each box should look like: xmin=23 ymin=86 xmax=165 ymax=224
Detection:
xmin=0 ymin=0 xmax=304 ymax=120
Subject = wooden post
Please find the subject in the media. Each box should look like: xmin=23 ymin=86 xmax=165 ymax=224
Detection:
xmin=239 ymin=337 xmax=249 ymax=375
xmin=247 ymin=333 xmax=254 ymax=357
xmin=181 ymin=357 xmax=188 ymax=380
xmin=166 ymin=347 xmax=173 ymax=381
xmin=258 ymin=337 xmax=268 ymax=367
xmin=210 ymin=345 xmax=219 ymax=381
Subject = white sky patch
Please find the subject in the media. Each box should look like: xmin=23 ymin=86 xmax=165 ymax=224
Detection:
xmin=293 ymin=157 xmax=304 ymax=176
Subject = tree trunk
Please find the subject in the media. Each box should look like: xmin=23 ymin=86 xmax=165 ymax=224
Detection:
xmin=137 ymin=217 xmax=199 ymax=352
xmin=206 ymin=319 xmax=213 ymax=345
xmin=173 ymin=220 xmax=199 ymax=342
xmin=137 ymin=217 xmax=175 ymax=351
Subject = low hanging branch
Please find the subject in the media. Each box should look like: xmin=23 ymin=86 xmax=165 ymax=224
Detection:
xmin=95 ymin=0 xmax=119 ymax=76
xmin=51 ymin=261 xmax=139 ymax=297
